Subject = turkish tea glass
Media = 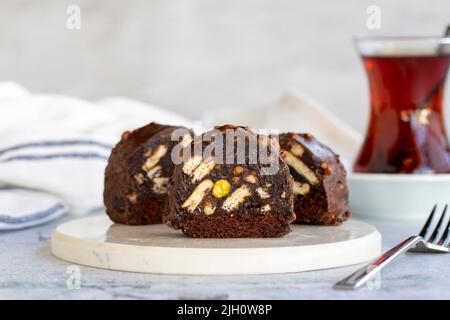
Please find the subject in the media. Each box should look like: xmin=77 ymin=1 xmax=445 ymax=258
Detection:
xmin=354 ymin=36 xmax=450 ymax=173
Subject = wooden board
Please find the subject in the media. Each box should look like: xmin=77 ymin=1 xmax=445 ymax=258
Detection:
xmin=51 ymin=215 xmax=381 ymax=275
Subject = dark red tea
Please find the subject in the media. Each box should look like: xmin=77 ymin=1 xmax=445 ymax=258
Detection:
xmin=354 ymin=54 xmax=450 ymax=173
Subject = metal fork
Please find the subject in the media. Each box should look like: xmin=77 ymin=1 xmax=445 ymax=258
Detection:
xmin=334 ymin=204 xmax=449 ymax=290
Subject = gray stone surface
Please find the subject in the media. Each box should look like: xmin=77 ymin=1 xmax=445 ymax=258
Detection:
xmin=1 ymin=213 xmax=449 ymax=300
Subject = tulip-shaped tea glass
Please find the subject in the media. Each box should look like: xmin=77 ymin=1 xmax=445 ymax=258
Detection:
xmin=354 ymin=36 xmax=450 ymax=173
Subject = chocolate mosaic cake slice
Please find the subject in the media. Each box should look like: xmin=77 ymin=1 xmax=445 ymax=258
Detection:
xmin=164 ymin=125 xmax=295 ymax=238
xmin=104 ymin=122 xmax=193 ymax=225
xmin=279 ymin=133 xmax=351 ymax=225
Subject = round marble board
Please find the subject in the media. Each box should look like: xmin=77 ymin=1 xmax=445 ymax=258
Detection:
xmin=51 ymin=215 xmax=381 ymax=275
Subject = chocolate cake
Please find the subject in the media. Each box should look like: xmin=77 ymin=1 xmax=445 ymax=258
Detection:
xmin=279 ymin=133 xmax=351 ymax=225
xmin=104 ymin=122 xmax=194 ymax=225
xmin=164 ymin=125 xmax=296 ymax=238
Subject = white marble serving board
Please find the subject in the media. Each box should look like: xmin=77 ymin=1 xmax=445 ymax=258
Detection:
xmin=51 ymin=215 xmax=381 ymax=275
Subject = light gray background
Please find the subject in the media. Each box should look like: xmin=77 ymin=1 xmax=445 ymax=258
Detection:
xmin=1 ymin=0 xmax=450 ymax=134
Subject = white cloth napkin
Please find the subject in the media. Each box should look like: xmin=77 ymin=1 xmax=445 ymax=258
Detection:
xmin=0 ymin=82 xmax=361 ymax=230
xmin=0 ymin=82 xmax=191 ymax=229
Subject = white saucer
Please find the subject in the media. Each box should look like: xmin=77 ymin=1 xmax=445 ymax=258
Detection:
xmin=51 ymin=215 xmax=381 ymax=275
xmin=348 ymin=173 xmax=450 ymax=221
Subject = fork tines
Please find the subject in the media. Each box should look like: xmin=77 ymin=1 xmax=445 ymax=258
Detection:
xmin=419 ymin=204 xmax=449 ymax=246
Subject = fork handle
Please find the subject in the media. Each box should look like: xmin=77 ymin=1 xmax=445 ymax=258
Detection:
xmin=334 ymin=235 xmax=423 ymax=290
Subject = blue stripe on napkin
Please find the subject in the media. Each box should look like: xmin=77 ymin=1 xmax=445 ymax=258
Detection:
xmin=0 ymin=139 xmax=110 ymax=229
xmin=0 ymin=152 xmax=109 ymax=163
xmin=0 ymin=202 xmax=67 ymax=224
xmin=0 ymin=139 xmax=113 ymax=156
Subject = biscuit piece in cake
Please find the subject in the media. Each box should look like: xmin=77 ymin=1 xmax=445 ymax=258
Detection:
xmin=104 ymin=122 xmax=193 ymax=225
xmin=279 ymin=133 xmax=351 ymax=225
xmin=164 ymin=125 xmax=295 ymax=238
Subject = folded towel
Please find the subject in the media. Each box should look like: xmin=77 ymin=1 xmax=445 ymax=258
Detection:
xmin=0 ymin=82 xmax=192 ymax=229
xmin=0 ymin=82 xmax=361 ymax=230
xmin=0 ymin=188 xmax=68 ymax=230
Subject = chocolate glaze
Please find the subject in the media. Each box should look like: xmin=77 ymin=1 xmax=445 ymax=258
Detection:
xmin=104 ymin=122 xmax=193 ymax=225
xmin=164 ymin=125 xmax=295 ymax=238
xmin=279 ymin=133 xmax=351 ymax=225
